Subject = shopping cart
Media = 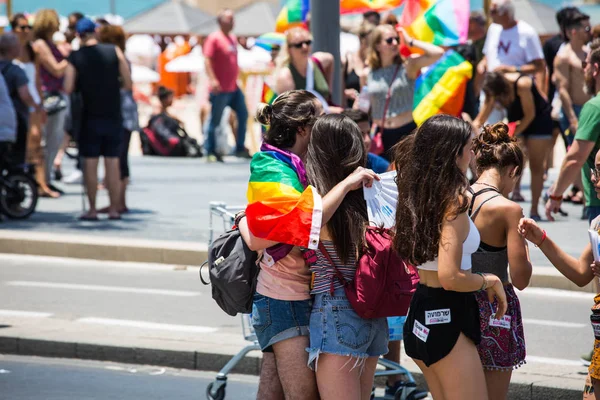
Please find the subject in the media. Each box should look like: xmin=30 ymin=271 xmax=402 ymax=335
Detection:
xmin=202 ymin=201 xmax=427 ymax=400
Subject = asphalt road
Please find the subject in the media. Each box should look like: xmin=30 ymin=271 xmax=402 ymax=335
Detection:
xmin=0 ymin=253 xmax=595 ymax=365
xmin=0 ymin=355 xmax=258 ymax=400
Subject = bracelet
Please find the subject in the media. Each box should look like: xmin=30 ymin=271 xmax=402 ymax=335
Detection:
xmin=535 ymin=230 xmax=547 ymax=248
xmin=476 ymin=272 xmax=487 ymax=291
xmin=548 ymin=194 xmax=563 ymax=201
xmin=234 ymin=211 xmax=246 ymax=227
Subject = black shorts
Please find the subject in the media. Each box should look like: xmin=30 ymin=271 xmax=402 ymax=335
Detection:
xmin=382 ymin=121 xmax=417 ymax=161
xmin=403 ymin=284 xmax=480 ymax=367
xmin=79 ymin=118 xmax=123 ymax=158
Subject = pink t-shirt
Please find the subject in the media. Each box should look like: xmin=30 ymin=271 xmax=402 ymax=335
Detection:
xmin=203 ymin=31 xmax=239 ymax=93
xmin=256 ymin=247 xmax=311 ymax=301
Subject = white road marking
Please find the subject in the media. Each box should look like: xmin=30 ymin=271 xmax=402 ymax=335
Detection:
xmin=4 ymin=281 xmax=199 ymax=297
xmin=523 ymin=318 xmax=586 ymax=328
xmin=517 ymin=287 xmax=595 ymax=300
xmin=77 ymin=317 xmax=218 ymax=333
xmin=0 ymin=310 xmax=53 ymax=318
xmin=526 ymin=355 xmax=584 ymax=367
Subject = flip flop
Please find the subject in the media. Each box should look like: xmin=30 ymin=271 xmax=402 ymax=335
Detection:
xmin=108 ymin=215 xmax=122 ymax=221
xmin=511 ymin=193 xmax=526 ymax=202
xmin=79 ymin=214 xmax=99 ymax=221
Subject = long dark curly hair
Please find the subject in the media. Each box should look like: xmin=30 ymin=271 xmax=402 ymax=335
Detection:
xmin=393 ymin=114 xmax=473 ymax=266
xmin=306 ymin=114 xmax=368 ymax=264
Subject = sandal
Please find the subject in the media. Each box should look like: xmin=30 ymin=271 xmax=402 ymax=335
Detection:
xmin=79 ymin=213 xmax=99 ymax=221
xmin=511 ymin=192 xmax=526 ymax=202
xmin=571 ymin=191 xmax=584 ymax=205
xmin=530 ymin=214 xmax=542 ymax=222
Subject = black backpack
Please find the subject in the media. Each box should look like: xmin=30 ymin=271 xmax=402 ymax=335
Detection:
xmin=203 ymin=228 xmax=260 ymax=316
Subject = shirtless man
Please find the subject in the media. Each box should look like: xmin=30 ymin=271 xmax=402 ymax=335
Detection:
xmin=555 ymin=10 xmax=592 ymax=139
xmin=553 ymin=9 xmax=592 ymax=208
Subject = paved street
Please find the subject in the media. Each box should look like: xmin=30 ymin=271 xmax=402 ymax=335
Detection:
xmin=0 ymin=355 xmax=258 ymax=400
xmin=0 ymin=253 xmax=595 ymax=371
xmin=0 ymin=153 xmax=592 ymax=268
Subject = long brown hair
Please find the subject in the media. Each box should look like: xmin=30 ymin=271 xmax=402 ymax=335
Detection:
xmin=32 ymin=9 xmax=60 ymax=41
xmin=393 ymin=115 xmax=473 ymax=266
xmin=473 ymin=122 xmax=524 ymax=177
xmin=306 ymin=114 xmax=368 ymax=263
xmin=366 ymin=24 xmax=402 ymax=70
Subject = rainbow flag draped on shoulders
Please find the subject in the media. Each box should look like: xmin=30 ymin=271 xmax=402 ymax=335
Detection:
xmin=246 ymin=143 xmax=322 ymax=253
xmin=399 ymin=0 xmax=469 ymax=46
xmin=412 ymin=50 xmax=473 ymax=125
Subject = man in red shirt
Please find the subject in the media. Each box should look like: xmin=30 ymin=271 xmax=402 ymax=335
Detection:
xmin=203 ymin=9 xmax=249 ymax=162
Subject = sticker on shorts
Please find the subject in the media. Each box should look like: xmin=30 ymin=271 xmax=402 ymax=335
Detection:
xmin=489 ymin=315 xmax=511 ymax=329
xmin=413 ymin=320 xmax=430 ymax=342
xmin=425 ymin=308 xmax=451 ymax=325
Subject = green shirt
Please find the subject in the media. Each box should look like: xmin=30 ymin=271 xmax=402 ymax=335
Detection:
xmin=574 ymin=93 xmax=600 ymax=206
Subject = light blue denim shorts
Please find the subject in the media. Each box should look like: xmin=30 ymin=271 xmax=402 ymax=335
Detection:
xmin=306 ymin=288 xmax=389 ymax=370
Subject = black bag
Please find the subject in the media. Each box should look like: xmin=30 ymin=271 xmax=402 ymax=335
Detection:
xmin=205 ymin=228 xmax=260 ymax=316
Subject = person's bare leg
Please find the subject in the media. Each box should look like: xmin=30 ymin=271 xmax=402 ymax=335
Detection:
xmin=53 ymin=132 xmax=71 ymax=172
xmin=359 ymin=357 xmax=379 ymax=399
xmin=429 ymin=334 xmax=488 ymax=400
xmin=272 ymin=336 xmax=318 ymax=400
xmin=413 ymin=359 xmax=445 ymax=400
xmin=315 ymin=354 xmax=362 ymax=400
xmin=257 ymin=352 xmax=284 ymax=400
xmin=82 ymin=158 xmax=99 ymax=218
xmin=119 ymin=177 xmax=129 ymax=211
xmin=511 ymin=137 xmax=527 ymax=201
xmin=384 ymin=340 xmax=403 ymax=386
xmin=526 ymin=138 xmax=553 ymax=218
xmin=103 ymin=157 xmax=121 ymax=219
xmin=484 ymin=370 xmax=512 ymax=400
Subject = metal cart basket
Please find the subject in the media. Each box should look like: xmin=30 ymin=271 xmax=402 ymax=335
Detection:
xmin=203 ymin=201 xmax=427 ymax=400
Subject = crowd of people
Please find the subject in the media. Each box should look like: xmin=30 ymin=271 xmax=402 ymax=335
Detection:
xmin=228 ymin=1 xmax=600 ymax=399
xmin=0 ymin=9 xmax=141 ymax=221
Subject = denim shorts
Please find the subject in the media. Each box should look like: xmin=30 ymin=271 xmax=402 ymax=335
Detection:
xmin=251 ymin=293 xmax=312 ymax=353
xmin=307 ymin=288 xmax=389 ymax=370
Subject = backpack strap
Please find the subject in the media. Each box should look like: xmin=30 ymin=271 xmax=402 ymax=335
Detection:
xmin=318 ymin=242 xmax=348 ymax=296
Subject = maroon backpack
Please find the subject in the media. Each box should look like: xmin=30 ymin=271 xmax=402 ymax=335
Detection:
xmin=318 ymin=226 xmax=419 ymax=319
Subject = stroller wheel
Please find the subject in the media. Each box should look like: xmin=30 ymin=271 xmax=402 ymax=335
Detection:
xmin=206 ymin=382 xmax=226 ymax=400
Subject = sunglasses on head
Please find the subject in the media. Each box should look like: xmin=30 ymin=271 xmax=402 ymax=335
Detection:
xmin=384 ymin=36 xmax=400 ymax=45
xmin=289 ymin=40 xmax=312 ymax=49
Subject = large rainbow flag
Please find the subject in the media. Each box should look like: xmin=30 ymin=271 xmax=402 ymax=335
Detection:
xmin=276 ymin=0 xmax=403 ymax=33
xmin=412 ymin=50 xmax=472 ymax=125
xmin=246 ymin=144 xmax=322 ymax=252
xmin=399 ymin=0 xmax=469 ymax=46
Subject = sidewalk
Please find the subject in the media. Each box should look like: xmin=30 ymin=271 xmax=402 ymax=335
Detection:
xmin=0 ymin=314 xmax=587 ymax=399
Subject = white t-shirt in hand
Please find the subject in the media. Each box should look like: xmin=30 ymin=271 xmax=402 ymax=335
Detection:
xmin=483 ymin=21 xmax=544 ymax=71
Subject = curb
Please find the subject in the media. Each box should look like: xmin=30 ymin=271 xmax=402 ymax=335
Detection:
xmin=0 ymin=337 xmax=584 ymax=399
xmin=0 ymin=230 xmax=207 ymax=266
xmin=0 ymin=229 xmax=596 ymax=293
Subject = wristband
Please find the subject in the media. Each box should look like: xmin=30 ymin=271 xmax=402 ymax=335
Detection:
xmin=535 ymin=230 xmax=547 ymax=248
xmin=476 ymin=272 xmax=487 ymax=291
xmin=234 ymin=211 xmax=246 ymax=227
xmin=548 ymin=194 xmax=563 ymax=201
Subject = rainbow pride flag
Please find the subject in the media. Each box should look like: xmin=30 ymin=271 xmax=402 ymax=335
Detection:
xmin=276 ymin=0 xmax=310 ymax=33
xmin=412 ymin=50 xmax=472 ymax=125
xmin=276 ymin=0 xmax=403 ymax=32
xmin=246 ymin=145 xmax=322 ymax=251
xmin=399 ymin=0 xmax=469 ymax=46
xmin=261 ymin=83 xmax=278 ymax=105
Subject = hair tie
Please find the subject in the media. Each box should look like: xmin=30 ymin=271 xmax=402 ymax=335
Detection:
xmin=265 ymin=104 xmax=273 ymax=116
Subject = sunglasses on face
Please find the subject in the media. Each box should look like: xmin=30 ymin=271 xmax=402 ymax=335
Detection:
xmin=289 ymin=40 xmax=312 ymax=49
xmin=16 ymin=25 xmax=31 ymax=31
xmin=592 ymin=168 xmax=600 ymax=180
xmin=384 ymin=36 xmax=400 ymax=45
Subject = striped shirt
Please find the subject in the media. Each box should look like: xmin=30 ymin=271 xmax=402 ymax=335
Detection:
xmin=310 ymin=241 xmax=357 ymax=295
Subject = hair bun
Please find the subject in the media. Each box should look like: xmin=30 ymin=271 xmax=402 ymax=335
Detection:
xmin=255 ymin=103 xmax=273 ymax=125
xmin=480 ymin=122 xmax=513 ymax=145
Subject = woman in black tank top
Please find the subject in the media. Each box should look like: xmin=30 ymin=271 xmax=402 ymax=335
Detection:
xmin=342 ymin=22 xmax=373 ymax=108
xmin=475 ymin=72 xmax=554 ymax=221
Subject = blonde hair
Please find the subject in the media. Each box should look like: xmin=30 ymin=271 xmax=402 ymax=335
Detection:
xmin=33 ymin=9 xmax=60 ymax=41
xmin=366 ymin=24 xmax=402 ymax=70
xmin=275 ymin=27 xmax=312 ymax=71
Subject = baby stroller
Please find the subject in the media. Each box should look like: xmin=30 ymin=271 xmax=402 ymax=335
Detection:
xmin=202 ymin=202 xmax=427 ymax=400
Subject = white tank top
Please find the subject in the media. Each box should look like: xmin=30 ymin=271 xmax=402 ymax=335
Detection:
xmin=14 ymin=60 xmax=41 ymax=106
xmin=418 ymin=218 xmax=480 ymax=271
